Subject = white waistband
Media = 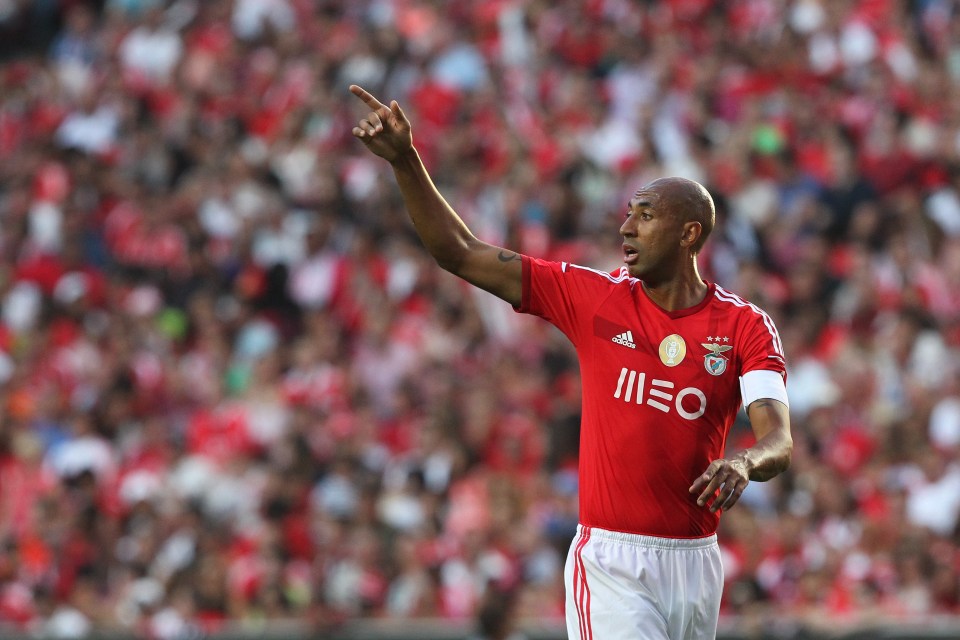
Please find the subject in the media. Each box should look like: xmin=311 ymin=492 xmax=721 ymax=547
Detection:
xmin=577 ymin=524 xmax=718 ymax=550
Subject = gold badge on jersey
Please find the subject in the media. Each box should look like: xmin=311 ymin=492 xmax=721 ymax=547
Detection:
xmin=658 ymin=334 xmax=686 ymax=367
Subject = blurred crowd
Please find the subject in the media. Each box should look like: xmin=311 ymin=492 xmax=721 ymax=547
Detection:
xmin=1 ymin=0 xmax=960 ymax=637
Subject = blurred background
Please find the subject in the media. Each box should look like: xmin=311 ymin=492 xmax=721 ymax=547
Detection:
xmin=1 ymin=0 xmax=960 ymax=639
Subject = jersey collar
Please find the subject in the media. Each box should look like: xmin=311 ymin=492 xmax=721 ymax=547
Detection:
xmin=639 ymin=281 xmax=715 ymax=319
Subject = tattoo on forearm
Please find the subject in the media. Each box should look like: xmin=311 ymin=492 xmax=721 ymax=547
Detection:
xmin=498 ymin=251 xmax=522 ymax=263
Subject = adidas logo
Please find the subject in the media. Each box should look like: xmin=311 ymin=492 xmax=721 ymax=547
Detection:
xmin=612 ymin=330 xmax=636 ymax=349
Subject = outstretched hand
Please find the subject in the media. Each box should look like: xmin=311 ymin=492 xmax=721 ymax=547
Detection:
xmin=349 ymin=84 xmax=412 ymax=162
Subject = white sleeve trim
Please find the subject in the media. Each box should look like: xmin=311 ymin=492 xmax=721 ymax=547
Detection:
xmin=740 ymin=369 xmax=789 ymax=409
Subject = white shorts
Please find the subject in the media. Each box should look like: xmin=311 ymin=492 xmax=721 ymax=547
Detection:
xmin=564 ymin=525 xmax=723 ymax=640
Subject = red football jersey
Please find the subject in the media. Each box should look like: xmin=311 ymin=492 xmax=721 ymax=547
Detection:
xmin=517 ymin=256 xmax=786 ymax=537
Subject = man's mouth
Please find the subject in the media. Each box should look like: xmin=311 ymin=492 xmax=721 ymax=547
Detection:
xmin=623 ymin=245 xmax=638 ymax=265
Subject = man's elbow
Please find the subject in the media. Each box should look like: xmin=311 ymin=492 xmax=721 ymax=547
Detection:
xmin=434 ymin=238 xmax=481 ymax=276
xmin=435 ymin=251 xmax=467 ymax=275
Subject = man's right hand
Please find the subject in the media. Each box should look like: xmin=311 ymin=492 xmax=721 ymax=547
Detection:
xmin=349 ymin=84 xmax=413 ymax=163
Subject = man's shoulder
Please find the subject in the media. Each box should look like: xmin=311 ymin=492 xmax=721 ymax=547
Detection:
xmin=528 ymin=257 xmax=636 ymax=287
xmin=709 ymin=285 xmax=784 ymax=356
xmin=565 ymin=262 xmax=635 ymax=283
xmin=709 ymin=284 xmax=776 ymax=318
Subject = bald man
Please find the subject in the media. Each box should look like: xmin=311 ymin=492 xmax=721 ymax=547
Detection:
xmin=350 ymin=85 xmax=792 ymax=640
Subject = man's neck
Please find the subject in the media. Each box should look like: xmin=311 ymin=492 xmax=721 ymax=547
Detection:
xmin=641 ymin=271 xmax=709 ymax=312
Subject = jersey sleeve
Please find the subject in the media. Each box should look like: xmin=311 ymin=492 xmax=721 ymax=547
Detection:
xmin=514 ymin=256 xmax=617 ymax=346
xmin=737 ymin=305 xmax=787 ymax=379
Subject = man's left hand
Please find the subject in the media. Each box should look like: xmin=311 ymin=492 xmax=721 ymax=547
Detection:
xmin=689 ymin=457 xmax=750 ymax=513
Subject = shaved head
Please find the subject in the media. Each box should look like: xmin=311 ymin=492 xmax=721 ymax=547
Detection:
xmin=640 ymin=177 xmax=715 ymax=254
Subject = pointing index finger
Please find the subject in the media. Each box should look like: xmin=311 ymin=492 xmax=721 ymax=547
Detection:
xmin=349 ymin=84 xmax=387 ymax=111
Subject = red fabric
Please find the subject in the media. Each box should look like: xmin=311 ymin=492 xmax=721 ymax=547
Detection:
xmin=0 ymin=457 xmax=49 ymax=539
xmin=33 ymin=161 xmax=71 ymax=203
xmin=186 ymin=405 xmax=256 ymax=464
xmin=516 ymin=257 xmax=786 ymax=537
xmin=409 ymin=81 xmax=463 ymax=128
xmin=104 ymin=201 xmax=188 ymax=270
xmin=14 ymin=254 xmax=65 ymax=295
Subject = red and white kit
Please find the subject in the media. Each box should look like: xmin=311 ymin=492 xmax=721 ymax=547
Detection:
xmin=516 ymin=256 xmax=787 ymax=639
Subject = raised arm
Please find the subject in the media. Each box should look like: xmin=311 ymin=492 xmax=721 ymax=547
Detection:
xmin=689 ymin=398 xmax=792 ymax=512
xmin=349 ymin=85 xmax=522 ymax=306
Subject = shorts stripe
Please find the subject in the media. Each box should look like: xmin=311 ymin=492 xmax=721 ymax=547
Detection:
xmin=576 ymin=527 xmax=593 ymax=639
xmin=580 ymin=529 xmax=593 ymax=640
xmin=573 ymin=531 xmax=588 ymax=639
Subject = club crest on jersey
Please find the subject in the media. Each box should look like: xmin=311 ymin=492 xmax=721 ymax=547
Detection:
xmin=701 ymin=342 xmax=732 ymax=376
xmin=658 ymin=334 xmax=686 ymax=367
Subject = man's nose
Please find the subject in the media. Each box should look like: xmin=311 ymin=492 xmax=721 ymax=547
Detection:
xmin=620 ymin=217 xmax=635 ymax=236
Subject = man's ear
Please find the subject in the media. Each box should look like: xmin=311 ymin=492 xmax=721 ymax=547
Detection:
xmin=681 ymin=221 xmax=703 ymax=249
